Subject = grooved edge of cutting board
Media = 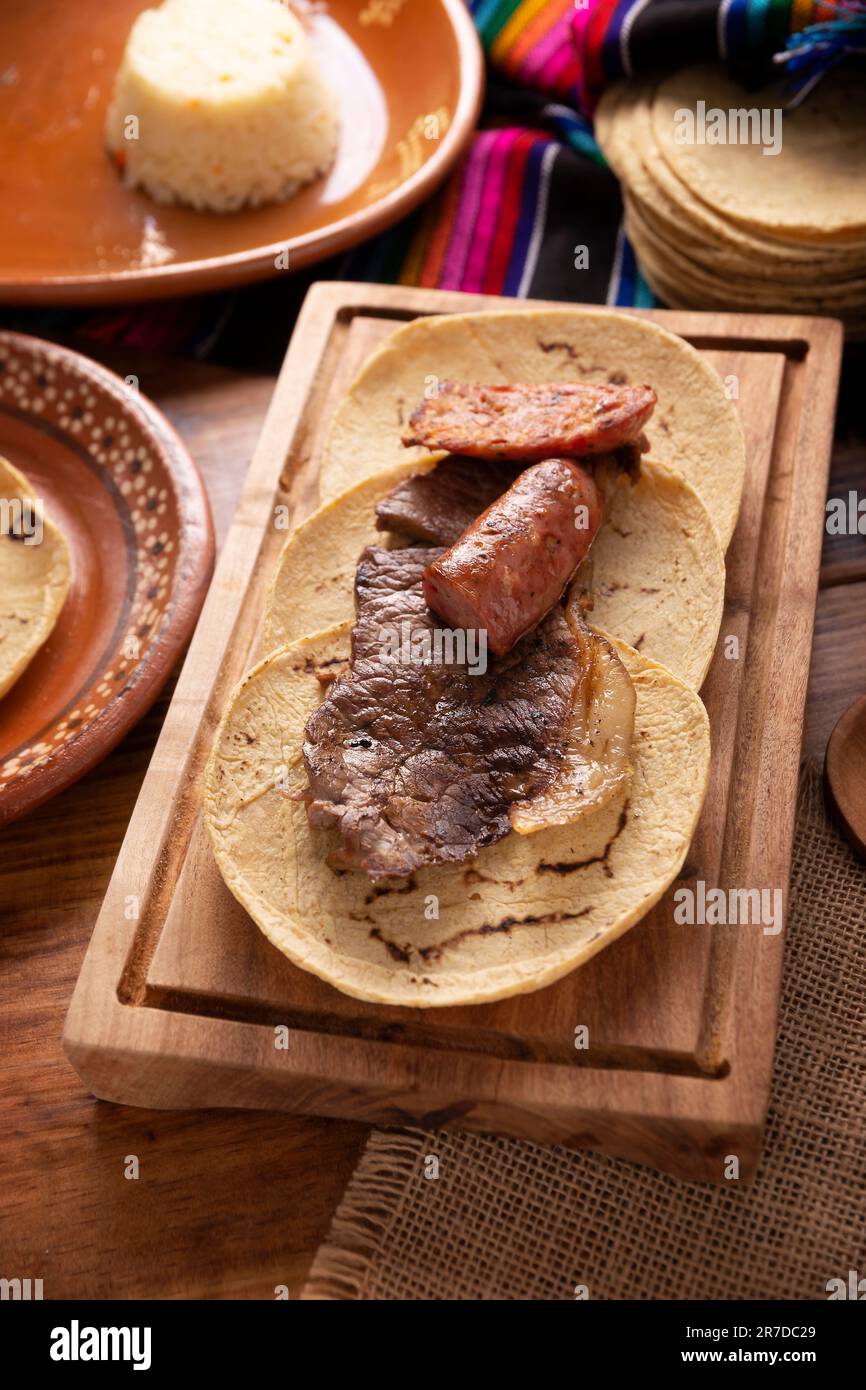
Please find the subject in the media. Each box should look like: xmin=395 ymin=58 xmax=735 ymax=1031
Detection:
xmin=63 ymin=283 xmax=843 ymax=1182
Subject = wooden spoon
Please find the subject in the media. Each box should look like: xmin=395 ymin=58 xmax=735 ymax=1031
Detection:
xmin=824 ymin=694 xmax=866 ymax=858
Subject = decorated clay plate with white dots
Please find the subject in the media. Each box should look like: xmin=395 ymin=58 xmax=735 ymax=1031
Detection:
xmin=0 ymin=332 xmax=214 ymax=824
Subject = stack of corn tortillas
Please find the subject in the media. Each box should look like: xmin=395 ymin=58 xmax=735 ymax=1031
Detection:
xmin=596 ymin=66 xmax=866 ymax=337
xmin=206 ymin=309 xmax=744 ymax=1007
xmin=0 ymin=456 xmax=71 ymax=701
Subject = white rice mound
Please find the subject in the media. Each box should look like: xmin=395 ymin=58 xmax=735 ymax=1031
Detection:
xmin=105 ymin=0 xmax=339 ymax=213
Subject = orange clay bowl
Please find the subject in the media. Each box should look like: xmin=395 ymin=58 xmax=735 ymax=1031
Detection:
xmin=0 ymin=0 xmax=483 ymax=304
xmin=0 ymin=331 xmax=214 ymax=824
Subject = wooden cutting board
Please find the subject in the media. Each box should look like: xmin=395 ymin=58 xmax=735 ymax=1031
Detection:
xmin=63 ymin=282 xmax=843 ymax=1182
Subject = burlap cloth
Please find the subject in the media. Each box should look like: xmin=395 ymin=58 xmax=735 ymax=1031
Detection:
xmin=302 ymin=767 xmax=866 ymax=1300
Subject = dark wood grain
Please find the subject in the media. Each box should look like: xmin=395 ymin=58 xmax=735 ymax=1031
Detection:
xmin=820 ymin=344 xmax=866 ymax=588
xmin=804 ymin=580 xmax=866 ymax=765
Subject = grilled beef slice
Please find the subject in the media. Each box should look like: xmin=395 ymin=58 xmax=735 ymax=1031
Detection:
xmin=374 ymin=455 xmax=523 ymax=545
xmin=302 ymin=546 xmax=580 ymax=880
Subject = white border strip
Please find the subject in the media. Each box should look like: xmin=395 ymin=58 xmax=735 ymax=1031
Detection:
xmin=606 ymin=221 xmax=626 ymax=306
xmin=516 ymin=143 xmax=559 ymax=298
xmin=620 ymin=0 xmax=654 ymax=78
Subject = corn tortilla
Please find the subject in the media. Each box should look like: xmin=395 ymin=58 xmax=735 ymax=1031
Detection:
xmin=205 ymin=622 xmax=710 ymax=1008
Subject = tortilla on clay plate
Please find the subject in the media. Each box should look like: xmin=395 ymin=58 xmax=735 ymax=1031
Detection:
xmin=0 ymin=456 xmax=71 ymax=700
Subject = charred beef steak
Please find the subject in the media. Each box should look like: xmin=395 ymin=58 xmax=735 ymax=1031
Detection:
xmin=302 ymin=546 xmax=581 ymax=880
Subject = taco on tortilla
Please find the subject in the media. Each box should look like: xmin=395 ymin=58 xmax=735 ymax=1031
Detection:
xmin=206 ymin=348 xmax=730 ymax=1006
xmin=320 ymin=308 xmax=745 ymax=549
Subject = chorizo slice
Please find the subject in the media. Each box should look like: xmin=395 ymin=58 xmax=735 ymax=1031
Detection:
xmin=402 ymin=381 xmax=656 ymax=460
xmin=422 ymin=458 xmax=603 ymax=658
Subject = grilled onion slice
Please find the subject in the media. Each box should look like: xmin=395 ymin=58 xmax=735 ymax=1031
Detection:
xmin=509 ymin=593 xmax=635 ymax=833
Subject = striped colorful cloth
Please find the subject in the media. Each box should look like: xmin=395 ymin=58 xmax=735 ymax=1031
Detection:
xmin=342 ymin=0 xmax=835 ymax=307
xmin=477 ymin=0 xmax=843 ymax=111
xmin=341 ymin=79 xmax=651 ymax=310
xmin=13 ymin=0 xmax=853 ymax=367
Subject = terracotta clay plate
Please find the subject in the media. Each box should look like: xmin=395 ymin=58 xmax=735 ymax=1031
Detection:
xmin=0 ymin=0 xmax=483 ymax=305
xmin=0 ymin=332 xmax=214 ymax=825
xmin=825 ymin=694 xmax=866 ymax=859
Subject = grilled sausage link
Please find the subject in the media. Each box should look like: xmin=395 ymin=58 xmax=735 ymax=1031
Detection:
xmin=422 ymin=458 xmax=603 ymax=658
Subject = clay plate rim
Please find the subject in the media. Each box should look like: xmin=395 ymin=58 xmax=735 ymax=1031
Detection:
xmin=824 ymin=693 xmax=866 ymax=860
xmin=0 ymin=331 xmax=215 ymax=824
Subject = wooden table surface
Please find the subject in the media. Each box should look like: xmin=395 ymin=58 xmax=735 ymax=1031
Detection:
xmin=1 ymin=330 xmax=864 ymax=1300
